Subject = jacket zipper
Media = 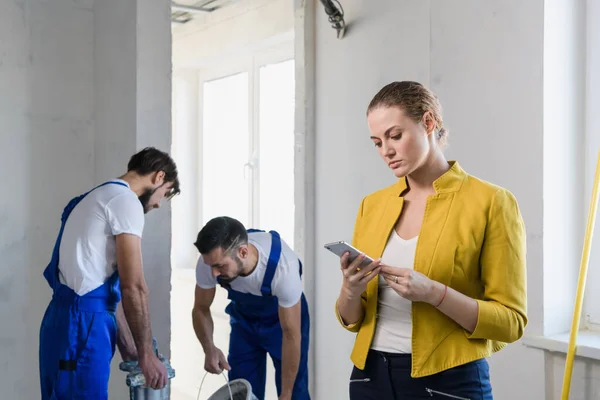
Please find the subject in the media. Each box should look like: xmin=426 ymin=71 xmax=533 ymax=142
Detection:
xmin=349 ymin=378 xmax=371 ymax=383
xmin=425 ymin=388 xmax=470 ymax=400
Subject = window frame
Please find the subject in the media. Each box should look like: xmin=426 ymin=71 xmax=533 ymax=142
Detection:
xmin=583 ymin=0 xmax=600 ymax=332
xmin=196 ymin=40 xmax=295 ymax=235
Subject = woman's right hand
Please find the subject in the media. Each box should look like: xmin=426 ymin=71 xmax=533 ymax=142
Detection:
xmin=340 ymin=252 xmax=381 ymax=299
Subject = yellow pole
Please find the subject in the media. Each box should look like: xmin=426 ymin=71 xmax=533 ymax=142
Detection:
xmin=561 ymin=149 xmax=600 ymax=400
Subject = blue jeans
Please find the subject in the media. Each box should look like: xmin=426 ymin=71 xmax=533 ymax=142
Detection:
xmin=349 ymin=350 xmax=493 ymax=400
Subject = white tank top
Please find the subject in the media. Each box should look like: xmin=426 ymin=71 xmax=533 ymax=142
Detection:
xmin=370 ymin=231 xmax=418 ymax=354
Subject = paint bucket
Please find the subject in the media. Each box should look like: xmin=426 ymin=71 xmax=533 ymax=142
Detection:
xmin=205 ymin=378 xmax=259 ymax=400
xmin=196 ymin=371 xmax=259 ymax=400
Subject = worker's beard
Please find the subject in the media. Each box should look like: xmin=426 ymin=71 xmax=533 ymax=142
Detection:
xmin=220 ymin=256 xmax=245 ymax=284
xmin=138 ymin=187 xmax=157 ymax=214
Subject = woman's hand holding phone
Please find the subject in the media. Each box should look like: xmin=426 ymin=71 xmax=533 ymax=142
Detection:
xmin=340 ymin=252 xmax=382 ymax=299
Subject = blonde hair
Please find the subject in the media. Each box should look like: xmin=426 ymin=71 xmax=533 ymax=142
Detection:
xmin=367 ymin=81 xmax=448 ymax=147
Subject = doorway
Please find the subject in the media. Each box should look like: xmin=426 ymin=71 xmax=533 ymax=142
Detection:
xmin=170 ymin=3 xmax=297 ymax=397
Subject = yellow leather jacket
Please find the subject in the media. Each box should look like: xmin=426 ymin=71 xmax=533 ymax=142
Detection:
xmin=335 ymin=161 xmax=527 ymax=377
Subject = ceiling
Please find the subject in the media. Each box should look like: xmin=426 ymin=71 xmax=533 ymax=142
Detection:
xmin=171 ymin=0 xmax=240 ymax=23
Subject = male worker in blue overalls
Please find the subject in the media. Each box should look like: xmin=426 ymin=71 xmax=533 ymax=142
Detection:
xmin=192 ymin=216 xmax=311 ymax=400
xmin=38 ymin=147 xmax=180 ymax=400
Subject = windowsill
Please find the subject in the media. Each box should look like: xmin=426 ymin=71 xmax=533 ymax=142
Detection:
xmin=522 ymin=330 xmax=600 ymax=361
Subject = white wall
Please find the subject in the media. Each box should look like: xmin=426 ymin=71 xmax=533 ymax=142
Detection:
xmin=309 ymin=0 xmax=596 ymax=399
xmin=0 ymin=1 xmax=95 ymax=398
xmin=0 ymin=0 xmax=172 ymax=399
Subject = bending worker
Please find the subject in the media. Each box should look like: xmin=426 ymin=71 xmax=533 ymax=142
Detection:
xmin=39 ymin=147 xmax=180 ymax=399
xmin=192 ymin=216 xmax=311 ymax=400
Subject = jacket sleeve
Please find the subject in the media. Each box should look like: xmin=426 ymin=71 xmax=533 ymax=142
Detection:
xmin=466 ymin=188 xmax=528 ymax=343
xmin=335 ymin=197 xmax=368 ymax=333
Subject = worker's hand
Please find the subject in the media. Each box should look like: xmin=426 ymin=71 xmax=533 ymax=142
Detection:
xmin=138 ymin=353 xmax=168 ymax=390
xmin=340 ymin=252 xmax=381 ymax=299
xmin=205 ymin=346 xmax=230 ymax=374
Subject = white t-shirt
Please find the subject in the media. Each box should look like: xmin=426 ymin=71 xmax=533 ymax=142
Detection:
xmin=58 ymin=179 xmax=144 ymax=296
xmin=370 ymin=231 xmax=418 ymax=354
xmin=195 ymin=231 xmax=303 ymax=308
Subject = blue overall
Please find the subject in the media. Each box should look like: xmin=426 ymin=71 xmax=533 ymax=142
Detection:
xmin=219 ymin=229 xmax=311 ymax=400
xmin=39 ymin=181 xmax=127 ymax=400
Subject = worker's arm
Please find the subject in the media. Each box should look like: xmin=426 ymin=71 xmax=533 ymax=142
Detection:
xmin=192 ymin=285 xmax=230 ymax=373
xmin=116 ymin=233 xmax=167 ymax=389
xmin=278 ymin=300 xmax=302 ymax=400
xmin=107 ymin=193 xmax=166 ymax=389
xmin=115 ymin=233 xmax=154 ymax=358
xmin=192 ymin=285 xmax=217 ymax=351
xmin=115 ymin=302 xmax=137 ymax=361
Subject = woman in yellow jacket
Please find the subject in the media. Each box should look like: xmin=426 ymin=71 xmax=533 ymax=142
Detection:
xmin=335 ymin=81 xmax=527 ymax=400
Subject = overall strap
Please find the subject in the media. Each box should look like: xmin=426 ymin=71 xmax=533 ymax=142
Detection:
xmin=54 ymin=181 xmax=128 ymax=260
xmin=45 ymin=181 xmax=129 ymax=290
xmin=260 ymin=230 xmax=281 ymax=296
xmin=61 ymin=181 xmax=128 ymax=223
xmin=250 ymin=229 xmax=302 ymax=277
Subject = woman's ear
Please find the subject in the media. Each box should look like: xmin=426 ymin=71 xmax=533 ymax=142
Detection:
xmin=422 ymin=112 xmax=435 ymax=135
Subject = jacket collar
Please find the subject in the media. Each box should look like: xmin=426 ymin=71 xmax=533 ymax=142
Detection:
xmin=392 ymin=160 xmax=466 ymax=196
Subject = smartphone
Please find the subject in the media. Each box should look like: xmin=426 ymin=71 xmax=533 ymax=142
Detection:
xmin=324 ymin=241 xmax=376 ymax=268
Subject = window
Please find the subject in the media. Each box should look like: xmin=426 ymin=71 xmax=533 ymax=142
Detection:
xmin=583 ymin=0 xmax=600 ymax=331
xmin=171 ymin=43 xmax=295 ymax=400
xmin=198 ymin=47 xmax=296 ymax=248
xmin=258 ymin=59 xmax=296 ymax=245
xmin=201 ymin=72 xmax=251 ymax=227
xmin=522 ymin=0 xmax=600 ymax=362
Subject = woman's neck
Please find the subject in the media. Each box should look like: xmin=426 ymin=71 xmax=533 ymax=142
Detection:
xmin=406 ymin=151 xmax=450 ymax=192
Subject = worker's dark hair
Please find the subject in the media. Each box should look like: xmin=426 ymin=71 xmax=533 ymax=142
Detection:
xmin=127 ymin=147 xmax=181 ymax=198
xmin=194 ymin=216 xmax=248 ymax=255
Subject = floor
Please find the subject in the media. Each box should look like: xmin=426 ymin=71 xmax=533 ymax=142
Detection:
xmin=170 ymin=268 xmax=277 ymax=400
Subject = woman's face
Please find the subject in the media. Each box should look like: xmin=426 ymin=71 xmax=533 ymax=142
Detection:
xmin=367 ymin=106 xmax=434 ymax=178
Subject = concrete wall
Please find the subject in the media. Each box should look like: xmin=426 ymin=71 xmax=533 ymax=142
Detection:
xmin=0 ymin=1 xmax=95 ymax=397
xmin=95 ymin=0 xmax=174 ymax=397
xmin=0 ymin=0 xmax=172 ymax=398
xmin=309 ymin=0 xmax=597 ymax=399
